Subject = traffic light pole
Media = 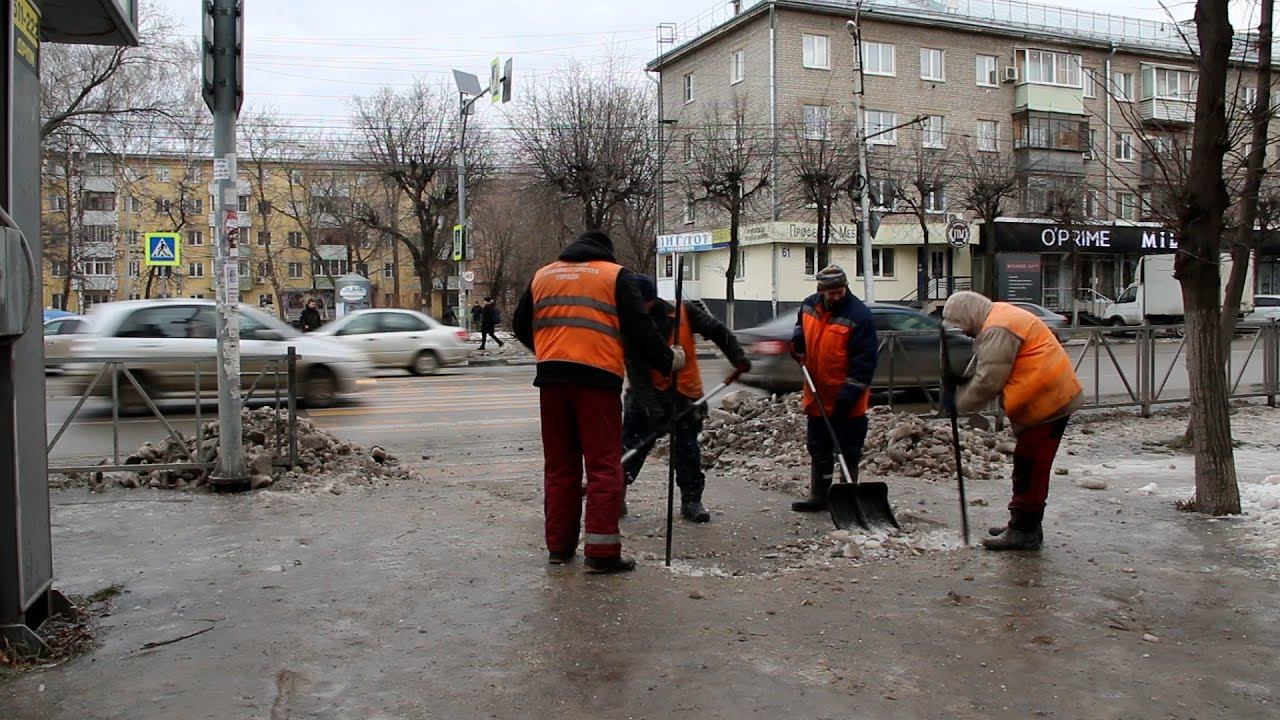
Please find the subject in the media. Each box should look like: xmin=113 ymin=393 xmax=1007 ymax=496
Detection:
xmin=208 ymin=0 xmax=247 ymax=487
xmin=456 ymin=92 xmax=479 ymax=333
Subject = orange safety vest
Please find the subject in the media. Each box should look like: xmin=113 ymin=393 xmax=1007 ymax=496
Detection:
xmin=983 ymin=302 xmax=1083 ymax=426
xmin=530 ymin=260 xmax=625 ymax=378
xmin=800 ymin=303 xmax=871 ymax=419
xmin=650 ymin=303 xmax=703 ymax=399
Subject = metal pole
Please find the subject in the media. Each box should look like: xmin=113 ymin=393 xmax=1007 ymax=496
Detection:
xmin=457 ymin=95 xmax=470 ymax=333
xmin=849 ymin=11 xmax=875 ymax=302
xmin=210 ymin=0 xmax=247 ymax=487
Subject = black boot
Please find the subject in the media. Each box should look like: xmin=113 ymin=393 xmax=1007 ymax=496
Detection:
xmin=585 ymin=555 xmax=637 ymax=574
xmin=792 ymin=459 xmax=833 ymax=512
xmin=548 ymin=550 xmax=575 ymax=564
xmin=982 ymin=511 xmax=1044 ymax=551
xmin=681 ymin=498 xmax=711 ymax=523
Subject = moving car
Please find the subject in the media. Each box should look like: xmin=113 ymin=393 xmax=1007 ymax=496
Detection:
xmin=311 ymin=309 xmax=471 ymax=375
xmin=1241 ymin=295 xmax=1280 ymax=326
xmin=1010 ymin=302 xmax=1070 ymax=342
xmin=43 ymin=314 xmax=88 ymax=370
xmin=65 ymin=299 xmax=372 ymax=410
xmin=736 ymin=304 xmax=973 ymax=394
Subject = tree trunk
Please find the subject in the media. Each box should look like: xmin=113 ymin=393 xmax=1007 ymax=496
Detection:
xmin=1178 ymin=0 xmax=1239 ymax=515
xmin=725 ymin=198 xmax=739 ymax=330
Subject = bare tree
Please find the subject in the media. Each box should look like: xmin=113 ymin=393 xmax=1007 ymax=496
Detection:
xmin=958 ymin=144 xmax=1026 ymax=297
xmin=887 ymin=129 xmax=954 ymax=303
xmin=685 ymin=96 xmax=770 ymax=328
xmin=513 ymin=61 xmax=655 ymax=233
xmin=783 ymin=108 xmax=858 ymax=270
xmin=353 ymin=81 xmax=481 ymax=313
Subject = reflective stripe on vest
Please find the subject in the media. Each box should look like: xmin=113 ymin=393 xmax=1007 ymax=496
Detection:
xmin=531 ymin=260 xmax=625 ymax=378
xmin=983 ymin=303 xmax=1083 ymax=426
xmin=650 ymin=303 xmax=703 ymax=399
xmin=800 ymin=303 xmax=871 ymax=418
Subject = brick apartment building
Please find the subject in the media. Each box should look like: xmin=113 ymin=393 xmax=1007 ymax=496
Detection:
xmin=650 ymin=0 xmax=1280 ymax=326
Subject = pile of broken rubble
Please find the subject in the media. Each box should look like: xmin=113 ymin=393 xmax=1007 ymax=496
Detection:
xmin=76 ymin=407 xmax=418 ymax=494
xmin=700 ymin=392 xmax=1016 ymax=497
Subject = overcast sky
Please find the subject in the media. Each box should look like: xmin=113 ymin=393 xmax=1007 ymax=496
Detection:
xmin=151 ymin=0 xmax=1243 ymax=124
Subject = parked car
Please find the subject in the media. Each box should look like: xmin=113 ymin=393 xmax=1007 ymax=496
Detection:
xmin=311 ymin=309 xmax=471 ymax=375
xmin=43 ymin=315 xmax=88 ymax=370
xmin=64 ymin=300 xmax=373 ymax=411
xmin=1240 ymin=294 xmax=1280 ymax=327
xmin=1010 ymin=302 xmax=1070 ymax=342
xmin=736 ymin=304 xmax=974 ymax=394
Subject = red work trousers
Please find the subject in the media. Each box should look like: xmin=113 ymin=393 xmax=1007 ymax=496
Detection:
xmin=539 ymin=384 xmax=624 ymax=559
xmin=1008 ymin=416 xmax=1071 ymax=525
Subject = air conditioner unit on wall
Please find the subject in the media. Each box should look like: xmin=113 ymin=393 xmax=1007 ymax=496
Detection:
xmin=1002 ymin=66 xmax=1018 ymax=83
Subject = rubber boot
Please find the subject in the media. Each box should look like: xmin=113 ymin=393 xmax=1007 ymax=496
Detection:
xmin=548 ymin=550 xmax=575 ymax=565
xmin=681 ymin=494 xmax=711 ymax=523
xmin=584 ymin=555 xmax=637 ymax=574
xmin=982 ymin=511 xmax=1044 ymax=551
xmin=792 ymin=458 xmax=833 ymax=512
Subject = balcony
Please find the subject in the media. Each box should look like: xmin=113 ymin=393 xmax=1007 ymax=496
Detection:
xmin=1015 ymin=84 xmax=1085 ymax=115
xmin=78 ymin=276 xmax=118 ymax=292
xmin=1015 ymin=147 xmax=1086 ymax=175
xmin=1138 ymin=97 xmax=1195 ymax=126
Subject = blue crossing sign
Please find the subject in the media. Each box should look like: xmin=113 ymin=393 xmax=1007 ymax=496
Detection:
xmin=144 ymin=232 xmax=182 ymax=266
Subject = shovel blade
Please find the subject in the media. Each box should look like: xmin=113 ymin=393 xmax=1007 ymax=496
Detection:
xmin=828 ymin=482 xmax=899 ymax=531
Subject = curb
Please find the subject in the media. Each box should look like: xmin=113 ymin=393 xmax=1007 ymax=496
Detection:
xmin=466 ymin=358 xmax=537 ymax=367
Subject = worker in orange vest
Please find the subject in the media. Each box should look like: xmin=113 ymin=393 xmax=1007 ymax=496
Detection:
xmin=790 ymin=265 xmax=879 ymax=513
xmin=619 ymin=275 xmax=750 ymax=522
xmin=513 ymin=231 xmax=683 ymax=574
xmin=942 ymin=290 xmax=1084 ymax=551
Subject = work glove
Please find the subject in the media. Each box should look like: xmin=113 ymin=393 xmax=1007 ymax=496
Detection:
xmin=941 ymin=368 xmax=969 ymax=392
xmin=832 ymin=385 xmax=864 ymax=419
xmin=670 ymin=346 xmax=687 ymax=372
xmin=729 ymin=356 xmax=752 ymax=383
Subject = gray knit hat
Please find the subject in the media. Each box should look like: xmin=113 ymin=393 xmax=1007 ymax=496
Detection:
xmin=816 ymin=265 xmax=848 ymax=291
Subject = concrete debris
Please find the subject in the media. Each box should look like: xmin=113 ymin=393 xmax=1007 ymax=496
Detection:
xmin=1077 ymin=477 xmax=1109 ymax=490
xmin=699 ymin=393 xmax=1015 ymax=497
xmin=88 ymin=407 xmax=419 ymax=493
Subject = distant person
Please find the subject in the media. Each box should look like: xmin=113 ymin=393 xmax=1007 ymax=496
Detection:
xmin=442 ymin=307 xmax=458 ymax=326
xmin=942 ymin=290 xmax=1083 ymax=552
xmin=300 ymin=299 xmax=323 ymax=333
xmin=470 ymin=300 xmax=484 ymax=329
xmin=480 ymin=297 xmax=504 ymax=350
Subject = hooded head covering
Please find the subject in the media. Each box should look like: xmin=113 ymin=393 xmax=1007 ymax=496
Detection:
xmin=632 ymin=273 xmax=658 ymax=302
xmin=558 ymin=230 xmax=617 ymax=263
xmin=816 ymin=265 xmax=848 ymax=291
xmin=942 ymin=291 xmax=994 ymax=337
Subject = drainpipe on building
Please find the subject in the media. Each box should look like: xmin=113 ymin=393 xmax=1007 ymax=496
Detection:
xmin=769 ymin=2 xmax=780 ymax=316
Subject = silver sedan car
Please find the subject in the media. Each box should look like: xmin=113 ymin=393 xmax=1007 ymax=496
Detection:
xmin=311 ymin=309 xmax=471 ymax=375
xmin=43 ymin=315 xmax=88 ymax=371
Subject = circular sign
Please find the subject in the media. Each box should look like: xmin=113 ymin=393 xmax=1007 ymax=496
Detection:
xmin=462 ymin=270 xmax=476 ymax=283
xmin=338 ymin=285 xmax=368 ymax=302
xmin=945 ymin=219 xmax=971 ymax=248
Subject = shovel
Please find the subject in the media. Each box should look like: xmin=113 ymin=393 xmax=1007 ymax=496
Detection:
xmin=939 ymin=325 xmax=971 ymax=545
xmin=800 ymin=365 xmax=899 ymax=531
xmin=621 ymin=373 xmax=740 ymax=466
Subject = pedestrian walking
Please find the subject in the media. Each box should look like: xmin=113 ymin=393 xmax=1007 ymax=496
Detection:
xmin=442 ymin=307 xmax=458 ymax=326
xmin=941 ymin=290 xmax=1083 ymax=551
xmin=299 ymin=299 xmax=323 ymax=333
xmin=470 ymin=300 xmax=484 ymax=330
xmin=480 ymin=297 xmax=504 ymax=350
xmin=513 ymin=230 xmax=682 ymax=574
xmin=620 ymin=276 xmax=750 ymax=522
xmin=790 ymin=265 xmax=878 ymax=513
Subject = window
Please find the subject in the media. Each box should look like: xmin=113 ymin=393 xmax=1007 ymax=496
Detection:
xmin=975 ymin=55 xmax=997 ymax=86
xmin=51 ymin=261 xmax=68 ymax=277
xmin=683 ymin=195 xmax=696 ymax=224
xmin=803 ymin=34 xmax=829 ymax=69
xmin=1012 ymin=111 xmax=1088 ymax=151
xmin=1085 ymin=128 xmax=1099 ymax=159
xmin=731 ymin=50 xmax=745 ymax=84
xmin=187 ymin=230 xmax=204 ymax=246
xmin=116 ymin=305 xmax=214 ymax=339
xmin=128 ymin=260 xmax=140 ymax=277
xmin=920 ymin=48 xmax=945 ymax=81
xmin=89 ymin=159 xmax=108 ymax=176
xmin=869 ymin=178 xmax=898 ymax=210
xmin=258 ymin=231 xmax=271 ymax=247
xmin=1144 ymin=66 xmax=1197 ymax=101
xmin=84 ymin=225 xmax=113 ymax=243
xmin=856 ymin=247 xmax=895 ymax=278
xmin=1112 ymin=71 xmax=1134 ymax=101
xmin=185 ymin=165 xmax=203 ymax=182
xmin=288 ymin=262 xmax=304 ymax=279
xmin=288 ymin=169 xmax=304 ymax=185
xmin=155 ymin=199 xmax=172 ymax=214
xmin=1116 ymin=192 xmax=1138 ymax=220
xmin=921 ymin=115 xmax=946 ymax=148
xmin=381 ymin=312 xmax=428 ymax=333
xmin=864 ymin=110 xmax=898 ymax=145
xmin=257 ymin=261 xmax=273 ymax=278
xmin=733 ymin=250 xmax=746 ymax=280
xmin=803 ymin=105 xmax=830 ymax=141
xmin=659 ymin=253 xmax=699 ymax=281
xmin=50 ymin=294 xmax=68 ymax=310
xmin=155 ymin=167 xmax=171 ymax=182
xmin=861 ymin=41 xmax=894 ymax=76
xmin=189 ymin=262 xmax=205 ymax=278
xmin=242 ymin=229 xmax=252 ymax=246
xmin=183 ymin=197 xmax=203 ymax=214
xmin=258 ymin=294 xmax=272 ymax=307
xmin=1083 ymin=68 xmax=1097 ymax=98
xmin=378 ymin=262 xmax=393 ymax=279
xmin=925 ymin=186 xmax=946 ymax=213
xmin=48 ymin=195 xmax=66 ymax=211
xmin=804 ymin=247 xmax=818 ymax=277
xmin=287 ymin=231 xmax=303 ymax=247
xmin=83 ymin=191 xmax=115 ymax=211
xmin=977 ymin=120 xmax=999 ymax=152
xmin=238 ymin=260 xmax=251 ymax=277
xmin=84 ymin=258 xmax=113 ymax=276
xmin=683 ymin=133 xmax=694 ymax=163
xmin=128 ymin=197 xmax=142 ymax=213
xmin=683 ymin=73 xmax=695 ymax=103
xmin=238 ymin=195 xmax=250 ymax=212
xmin=1023 ymin=49 xmax=1082 ymax=87
xmin=1114 ymin=131 xmax=1134 ymax=161
xmin=1084 ymin=190 xmax=1100 ymax=219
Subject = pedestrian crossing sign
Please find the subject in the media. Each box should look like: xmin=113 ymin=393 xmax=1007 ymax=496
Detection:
xmin=144 ymin=232 xmax=181 ymax=266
